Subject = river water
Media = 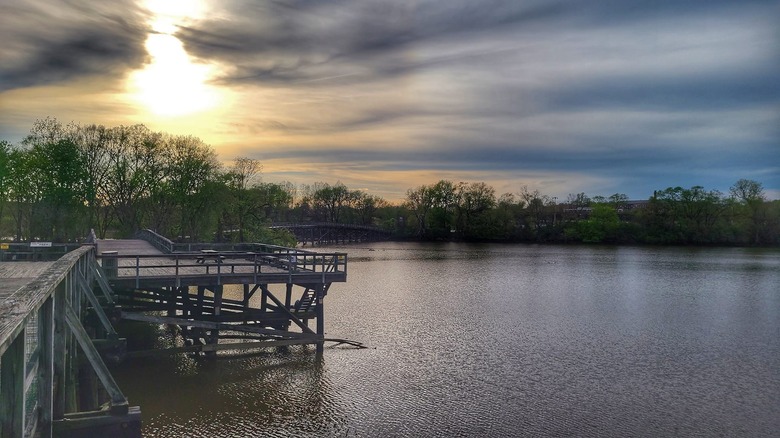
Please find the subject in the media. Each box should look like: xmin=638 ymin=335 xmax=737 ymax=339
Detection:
xmin=112 ymin=243 xmax=780 ymax=437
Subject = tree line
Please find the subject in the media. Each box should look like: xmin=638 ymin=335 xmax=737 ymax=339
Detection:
xmin=1 ymin=118 xmax=777 ymax=246
xmin=400 ymin=179 xmax=779 ymax=246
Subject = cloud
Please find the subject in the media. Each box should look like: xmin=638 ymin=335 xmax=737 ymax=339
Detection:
xmin=0 ymin=0 xmax=149 ymax=91
xmin=175 ymin=0 xmax=572 ymax=85
xmin=1 ymin=0 xmax=777 ymax=200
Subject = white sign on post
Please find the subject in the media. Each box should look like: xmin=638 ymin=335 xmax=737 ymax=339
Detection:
xmin=30 ymin=242 xmax=52 ymax=248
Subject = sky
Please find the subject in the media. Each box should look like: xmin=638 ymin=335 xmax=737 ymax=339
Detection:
xmin=1 ymin=0 xmax=778 ymax=202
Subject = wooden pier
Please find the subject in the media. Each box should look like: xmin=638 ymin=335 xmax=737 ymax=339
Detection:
xmin=97 ymin=230 xmax=349 ymax=355
xmin=0 ymin=230 xmax=352 ymax=437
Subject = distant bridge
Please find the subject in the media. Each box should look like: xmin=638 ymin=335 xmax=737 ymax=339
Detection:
xmin=270 ymin=223 xmax=392 ymax=246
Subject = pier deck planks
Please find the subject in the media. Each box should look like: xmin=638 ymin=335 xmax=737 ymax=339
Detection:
xmin=96 ymin=239 xmax=162 ymax=256
xmin=0 ymin=261 xmax=56 ymax=301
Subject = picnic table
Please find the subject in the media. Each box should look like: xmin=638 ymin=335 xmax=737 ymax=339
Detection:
xmin=196 ymin=249 xmax=224 ymax=264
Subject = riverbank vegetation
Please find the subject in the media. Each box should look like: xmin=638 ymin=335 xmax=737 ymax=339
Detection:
xmin=1 ymin=118 xmax=778 ymax=246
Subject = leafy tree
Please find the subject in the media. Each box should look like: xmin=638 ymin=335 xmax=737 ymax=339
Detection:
xmin=569 ymin=203 xmax=619 ymax=243
xmin=519 ymin=186 xmax=551 ymax=240
xmin=640 ymin=186 xmax=725 ymax=244
xmin=223 ymin=157 xmax=262 ymax=241
xmin=311 ymin=182 xmax=352 ymax=223
xmin=71 ymin=124 xmax=114 ymax=237
xmin=489 ymin=193 xmax=524 ymax=240
xmin=28 ymin=139 xmax=88 ymax=241
xmin=730 ymin=179 xmax=768 ymax=244
xmin=0 ymin=141 xmax=10 ymax=235
xmin=454 ymin=181 xmax=496 ymax=238
xmin=564 ymin=192 xmax=590 ymax=221
xmin=428 ymin=180 xmax=457 ymax=237
xmin=164 ymin=135 xmax=220 ymax=240
xmin=404 ymin=184 xmax=435 ymax=237
xmin=354 ymin=192 xmax=387 ymax=226
xmin=6 ymin=148 xmax=40 ymax=240
xmin=102 ymin=125 xmax=168 ymax=235
xmin=252 ymin=182 xmax=295 ymax=223
xmin=608 ymin=193 xmax=629 ymax=210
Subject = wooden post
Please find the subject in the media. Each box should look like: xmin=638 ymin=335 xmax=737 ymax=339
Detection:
xmin=285 ymin=283 xmax=293 ymax=309
xmin=260 ymin=285 xmax=268 ymax=312
xmin=64 ymin=274 xmax=78 ymax=415
xmin=316 ymin=284 xmax=325 ymax=354
xmin=53 ymin=287 xmax=66 ymax=420
xmin=166 ymin=287 xmax=175 ymax=317
xmin=242 ymin=284 xmax=250 ymax=308
xmin=195 ymin=286 xmax=205 ymax=319
xmin=208 ymin=285 xmax=223 ymax=358
xmin=39 ymin=296 xmax=55 ymax=438
xmin=1 ymin=329 xmax=25 ymax=437
xmin=101 ymin=251 xmax=118 ymax=278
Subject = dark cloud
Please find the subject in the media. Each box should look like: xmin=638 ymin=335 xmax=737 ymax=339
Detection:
xmin=177 ymin=0 xmax=572 ymax=85
xmin=1 ymin=0 xmax=777 ymax=198
xmin=546 ymin=72 xmax=780 ymax=111
xmin=0 ymin=0 xmax=149 ymax=91
xmin=178 ymin=0 xmax=778 ymax=86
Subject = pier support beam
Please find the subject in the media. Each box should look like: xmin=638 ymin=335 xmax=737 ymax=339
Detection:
xmin=316 ymin=284 xmax=325 ymax=354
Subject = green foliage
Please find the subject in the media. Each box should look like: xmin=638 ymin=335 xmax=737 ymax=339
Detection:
xmin=240 ymin=225 xmax=297 ymax=247
xmin=568 ymin=204 xmax=619 ymax=243
xmin=0 ymin=141 xmax=11 ymax=233
xmin=639 ymin=186 xmax=726 ymax=244
xmin=2 ymin=118 xmax=777 ymax=247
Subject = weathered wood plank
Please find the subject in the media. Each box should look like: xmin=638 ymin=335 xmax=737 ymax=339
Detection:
xmin=96 ymin=239 xmax=161 ymax=256
xmin=124 ymin=338 xmax=321 ymax=358
xmin=39 ymin=296 xmax=55 ymax=438
xmin=0 ymin=247 xmax=92 ymax=357
xmin=0 ymin=328 xmax=25 ymax=437
xmin=120 ymin=312 xmax=319 ymax=340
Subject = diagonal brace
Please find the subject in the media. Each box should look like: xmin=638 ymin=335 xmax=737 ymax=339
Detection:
xmin=262 ymin=285 xmax=317 ymax=335
xmin=77 ymin=271 xmax=118 ymax=338
xmin=91 ymin=260 xmax=116 ymax=305
xmin=63 ymin=303 xmax=128 ymax=415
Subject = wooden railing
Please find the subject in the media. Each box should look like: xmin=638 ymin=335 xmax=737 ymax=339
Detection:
xmin=0 ymin=243 xmax=86 ymax=262
xmin=133 ymin=229 xmax=175 ymax=254
xmin=98 ymin=251 xmax=347 ymax=288
xmin=0 ymin=246 xmax=139 ymax=437
xmin=135 ymin=228 xmax=324 ymax=255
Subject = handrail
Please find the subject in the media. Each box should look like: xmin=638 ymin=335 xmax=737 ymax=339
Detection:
xmin=169 ymin=241 xmax=318 ymax=255
xmin=0 ymin=242 xmax=86 ymax=261
xmin=97 ymin=251 xmax=347 ymax=286
xmin=134 ymin=229 xmax=174 ymax=253
xmin=133 ymin=229 xmax=323 ymax=255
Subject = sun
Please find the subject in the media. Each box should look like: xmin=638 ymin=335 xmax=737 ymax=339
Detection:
xmin=130 ymin=35 xmax=220 ymax=117
xmin=128 ymin=0 xmax=221 ymax=117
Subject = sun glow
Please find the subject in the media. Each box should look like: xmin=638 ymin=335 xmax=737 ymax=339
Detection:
xmin=128 ymin=0 xmax=222 ymax=117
